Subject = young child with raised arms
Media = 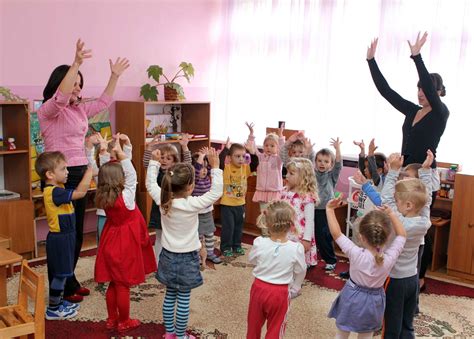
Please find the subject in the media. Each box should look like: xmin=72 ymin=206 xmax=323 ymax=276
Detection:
xmin=326 ymin=197 xmax=406 ymax=339
xmin=245 ymin=122 xmax=285 ymax=211
xmin=146 ymin=148 xmax=223 ymax=339
xmin=35 ymin=151 xmax=93 ymax=320
xmin=281 ymin=158 xmax=319 ymax=269
xmin=93 ymin=136 xmax=156 ymax=333
xmin=247 ymin=200 xmax=306 ymax=339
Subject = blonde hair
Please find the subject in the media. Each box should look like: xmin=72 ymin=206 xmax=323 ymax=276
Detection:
xmin=358 ymin=211 xmax=392 ymax=265
xmin=263 ymin=133 xmax=279 ymax=146
xmin=159 ymin=144 xmax=180 ymax=163
xmin=395 ymin=178 xmax=428 ymax=213
xmin=161 ymin=162 xmax=195 ymax=215
xmin=286 ymin=158 xmax=319 ymax=202
xmin=315 ymin=148 xmax=335 ymax=164
xmin=256 ymin=200 xmax=295 ymax=235
xmin=95 ymin=162 xmax=125 ymax=209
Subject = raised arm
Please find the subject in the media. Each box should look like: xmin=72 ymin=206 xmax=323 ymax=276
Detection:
xmin=367 ymin=139 xmax=381 ymax=186
xmin=71 ymin=167 xmax=93 ymax=200
xmin=330 ymin=137 xmax=342 ymax=185
xmin=367 ymin=38 xmax=419 ymax=115
xmin=355 ymin=170 xmax=383 ymax=206
xmin=219 ymin=138 xmax=231 ymax=170
xmin=381 ymin=153 xmax=404 ymax=210
xmin=146 ymin=150 xmax=162 ymax=205
xmin=325 ymin=199 xmax=344 ymax=240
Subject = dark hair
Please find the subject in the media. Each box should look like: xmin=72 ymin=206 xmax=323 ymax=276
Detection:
xmin=374 ymin=153 xmax=386 ymax=170
xmin=42 ymin=65 xmax=84 ymax=103
xmin=35 ymin=151 xmax=66 ymax=181
xmin=161 ymin=163 xmax=195 ymax=215
xmin=229 ymin=143 xmax=246 ymax=156
xmin=417 ymin=73 xmax=446 ymax=97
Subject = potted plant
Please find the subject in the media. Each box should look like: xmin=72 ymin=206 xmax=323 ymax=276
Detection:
xmin=140 ymin=62 xmax=194 ymax=101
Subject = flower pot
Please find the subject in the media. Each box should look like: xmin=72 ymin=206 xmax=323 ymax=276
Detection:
xmin=164 ymin=85 xmax=179 ymax=101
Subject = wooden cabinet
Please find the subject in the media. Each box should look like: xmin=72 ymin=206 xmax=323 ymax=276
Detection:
xmin=0 ymin=102 xmax=34 ymax=257
xmin=447 ymin=173 xmax=474 ymax=280
xmin=115 ymin=101 xmax=210 ymax=223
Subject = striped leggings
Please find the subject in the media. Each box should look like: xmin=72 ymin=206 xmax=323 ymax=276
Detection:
xmin=162 ymin=287 xmax=191 ymax=338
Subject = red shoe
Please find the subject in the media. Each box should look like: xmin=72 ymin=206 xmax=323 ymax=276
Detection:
xmin=63 ymin=294 xmax=84 ymax=303
xmin=105 ymin=318 xmax=118 ymax=330
xmin=117 ymin=318 xmax=141 ymax=333
xmin=75 ymin=286 xmax=90 ymax=296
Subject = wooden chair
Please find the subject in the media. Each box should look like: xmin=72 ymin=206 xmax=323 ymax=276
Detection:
xmin=0 ymin=260 xmax=45 ymax=339
xmin=0 ymin=235 xmax=14 ymax=277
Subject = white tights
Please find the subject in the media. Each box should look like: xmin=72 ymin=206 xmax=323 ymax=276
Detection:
xmin=335 ymin=329 xmax=374 ymax=339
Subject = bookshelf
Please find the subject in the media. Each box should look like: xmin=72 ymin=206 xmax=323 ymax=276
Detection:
xmin=115 ymin=101 xmax=211 ymax=223
xmin=0 ymin=102 xmax=35 ymax=257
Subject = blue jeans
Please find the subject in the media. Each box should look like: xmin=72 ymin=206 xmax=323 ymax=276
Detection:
xmin=156 ymin=248 xmax=202 ymax=291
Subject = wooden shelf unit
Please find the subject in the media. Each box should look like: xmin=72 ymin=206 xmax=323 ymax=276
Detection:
xmin=115 ymin=101 xmax=211 ymax=223
xmin=0 ymin=102 xmax=34 ymax=257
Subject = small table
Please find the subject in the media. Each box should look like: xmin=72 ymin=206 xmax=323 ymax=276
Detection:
xmin=0 ymin=248 xmax=22 ymax=306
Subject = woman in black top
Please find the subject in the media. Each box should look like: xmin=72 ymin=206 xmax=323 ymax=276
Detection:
xmin=367 ymin=32 xmax=449 ymax=299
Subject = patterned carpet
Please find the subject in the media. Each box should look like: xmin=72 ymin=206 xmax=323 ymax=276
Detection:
xmin=7 ymin=238 xmax=474 ymax=338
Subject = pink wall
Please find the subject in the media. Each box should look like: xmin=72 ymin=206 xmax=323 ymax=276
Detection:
xmin=1 ymin=0 xmax=223 ymax=106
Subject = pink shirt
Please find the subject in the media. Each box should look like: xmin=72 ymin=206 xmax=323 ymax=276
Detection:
xmin=336 ymin=234 xmax=406 ymax=288
xmin=38 ymin=89 xmax=113 ymax=166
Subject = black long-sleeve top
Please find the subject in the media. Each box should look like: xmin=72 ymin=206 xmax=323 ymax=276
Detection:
xmin=367 ymin=54 xmax=449 ymax=168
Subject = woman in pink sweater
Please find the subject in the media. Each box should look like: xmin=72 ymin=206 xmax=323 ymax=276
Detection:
xmin=38 ymin=39 xmax=129 ymax=302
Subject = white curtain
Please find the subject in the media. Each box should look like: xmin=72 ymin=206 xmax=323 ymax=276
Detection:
xmin=211 ymin=0 xmax=473 ymax=170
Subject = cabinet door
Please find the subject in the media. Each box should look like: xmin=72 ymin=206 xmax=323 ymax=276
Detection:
xmin=447 ymin=174 xmax=474 ymax=273
xmin=0 ymin=199 xmax=34 ymax=255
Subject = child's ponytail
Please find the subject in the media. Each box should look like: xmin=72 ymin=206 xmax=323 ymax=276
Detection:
xmin=358 ymin=210 xmax=391 ymax=265
xmin=160 ymin=163 xmax=195 ymax=216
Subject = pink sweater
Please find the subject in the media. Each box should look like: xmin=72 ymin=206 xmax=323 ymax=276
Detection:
xmin=38 ymin=89 xmax=113 ymax=166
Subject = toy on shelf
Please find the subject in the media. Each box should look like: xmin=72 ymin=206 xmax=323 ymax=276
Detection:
xmin=7 ymin=138 xmax=16 ymax=150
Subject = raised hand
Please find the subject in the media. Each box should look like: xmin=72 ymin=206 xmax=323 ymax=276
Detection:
xmin=368 ymin=138 xmax=378 ymax=156
xmin=303 ymin=137 xmax=314 ymax=155
xmin=118 ymin=133 xmax=131 ymax=146
xmin=388 ymin=153 xmax=404 ymax=170
xmin=377 ymin=204 xmax=394 ymax=216
xmin=179 ymin=133 xmax=190 ymax=148
xmin=225 ymin=137 xmax=232 ymax=149
xmin=207 ymin=148 xmax=220 ymax=169
xmin=245 ymin=122 xmax=255 ymax=136
xmin=112 ymin=133 xmax=125 ymax=160
xmin=353 ymin=170 xmax=368 ymax=185
xmin=408 ymin=31 xmax=428 ymax=56
xmin=366 ymin=38 xmax=378 ymax=60
xmin=146 ymin=135 xmax=162 ymax=151
xmin=422 ymin=149 xmax=434 ymax=169
xmin=277 ymin=123 xmax=285 ymax=138
xmin=199 ymin=147 xmax=210 ymax=156
xmin=244 ymin=140 xmax=256 ymax=155
xmin=151 ymin=149 xmax=161 ymax=162
xmin=330 ymin=137 xmax=342 ymax=150
xmin=326 ymin=198 xmax=343 ymax=210
xmin=353 ymin=139 xmax=365 ymax=155
xmin=109 ymin=57 xmax=130 ymax=77
xmin=73 ymin=39 xmax=92 ymax=66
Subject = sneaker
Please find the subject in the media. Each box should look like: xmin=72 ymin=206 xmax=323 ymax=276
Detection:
xmin=106 ymin=318 xmax=118 ymax=330
xmin=234 ymin=247 xmax=245 ymax=256
xmin=45 ymin=304 xmax=78 ymax=320
xmin=75 ymin=286 xmax=90 ymax=296
xmin=61 ymin=299 xmax=80 ymax=311
xmin=223 ymin=249 xmax=233 ymax=257
xmin=207 ymin=252 xmax=222 ymax=264
xmin=339 ymin=271 xmax=350 ymax=279
xmin=324 ymin=263 xmax=336 ymax=271
xmin=63 ymin=294 xmax=83 ymax=303
xmin=117 ymin=318 xmax=141 ymax=333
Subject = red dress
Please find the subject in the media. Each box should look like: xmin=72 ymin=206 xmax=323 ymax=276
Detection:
xmin=95 ymin=195 xmax=156 ymax=286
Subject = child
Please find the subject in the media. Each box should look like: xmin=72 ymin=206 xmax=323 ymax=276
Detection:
xmin=245 ymin=122 xmax=285 ymax=211
xmin=280 ymin=131 xmax=315 ymax=177
xmin=35 ymin=151 xmax=93 ymax=320
xmin=247 ymin=200 xmax=306 ymax=339
xmin=354 ymin=138 xmax=387 ymax=190
xmin=191 ymin=147 xmax=222 ymax=264
xmin=314 ymin=137 xmax=342 ymax=271
xmin=146 ymin=148 xmax=223 ymax=339
xmin=326 ymin=198 xmax=406 ymax=339
xmin=281 ymin=158 xmax=319 ymax=268
xmin=94 ymin=137 xmax=156 ymax=332
xmin=219 ymin=137 xmax=259 ymax=257
xmin=362 ymin=151 xmax=433 ymax=338
xmin=143 ymin=134 xmax=192 ymax=263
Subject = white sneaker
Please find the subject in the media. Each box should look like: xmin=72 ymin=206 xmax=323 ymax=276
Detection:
xmin=45 ymin=304 xmax=78 ymax=320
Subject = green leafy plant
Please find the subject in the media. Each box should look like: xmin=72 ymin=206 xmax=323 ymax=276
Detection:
xmin=140 ymin=62 xmax=194 ymax=101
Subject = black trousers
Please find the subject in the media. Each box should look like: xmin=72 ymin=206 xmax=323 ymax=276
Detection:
xmin=219 ymin=205 xmax=245 ymax=252
xmin=418 ymin=191 xmax=438 ymax=279
xmin=63 ymin=165 xmax=87 ymax=296
xmin=314 ymin=209 xmax=337 ymax=265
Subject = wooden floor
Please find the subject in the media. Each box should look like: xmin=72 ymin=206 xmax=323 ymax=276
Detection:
xmin=35 ymin=229 xmax=474 ymax=288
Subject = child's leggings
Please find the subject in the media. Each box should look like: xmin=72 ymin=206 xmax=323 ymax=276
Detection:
xmin=163 ymin=287 xmax=191 ymax=338
xmin=106 ymin=281 xmax=130 ymax=322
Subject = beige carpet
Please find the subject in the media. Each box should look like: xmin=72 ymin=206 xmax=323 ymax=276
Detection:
xmin=7 ymin=244 xmax=474 ymax=338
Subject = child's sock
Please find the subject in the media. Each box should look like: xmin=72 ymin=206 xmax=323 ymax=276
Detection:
xmin=163 ymin=287 xmax=178 ymax=334
xmin=175 ymin=290 xmax=191 ymax=338
xmin=204 ymin=233 xmax=215 ymax=254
